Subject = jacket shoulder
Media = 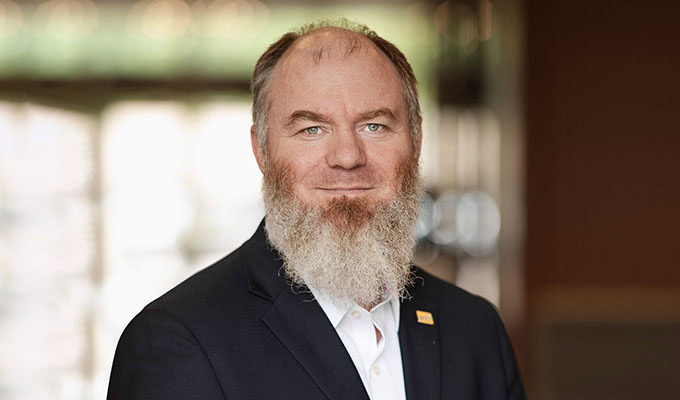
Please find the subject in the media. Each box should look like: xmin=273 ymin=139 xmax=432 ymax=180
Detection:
xmin=144 ymin=221 xmax=279 ymax=321
xmin=147 ymin=248 xmax=248 ymax=316
xmin=411 ymin=268 xmax=527 ymax=398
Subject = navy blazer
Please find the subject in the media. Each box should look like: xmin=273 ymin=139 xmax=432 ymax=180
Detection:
xmin=108 ymin=222 xmax=526 ymax=399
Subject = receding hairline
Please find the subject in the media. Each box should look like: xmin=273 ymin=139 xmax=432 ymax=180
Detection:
xmin=275 ymin=27 xmax=389 ymax=70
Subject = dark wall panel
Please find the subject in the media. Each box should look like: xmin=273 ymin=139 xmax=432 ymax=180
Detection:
xmin=524 ymin=1 xmax=680 ymax=397
xmin=526 ymin=0 xmax=680 ymax=288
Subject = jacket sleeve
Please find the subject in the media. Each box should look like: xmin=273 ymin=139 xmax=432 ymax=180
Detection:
xmin=107 ymin=309 xmax=225 ymax=400
xmin=493 ymin=310 xmax=528 ymax=400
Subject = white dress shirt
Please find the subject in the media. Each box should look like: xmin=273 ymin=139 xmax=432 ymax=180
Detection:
xmin=309 ymin=289 xmax=407 ymax=400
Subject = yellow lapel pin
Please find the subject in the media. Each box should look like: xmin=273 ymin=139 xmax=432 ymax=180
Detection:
xmin=416 ymin=310 xmax=434 ymax=325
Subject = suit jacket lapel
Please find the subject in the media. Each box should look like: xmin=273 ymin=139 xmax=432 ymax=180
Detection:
xmin=243 ymin=221 xmax=369 ymax=400
xmin=399 ymin=273 xmax=442 ymax=400
xmin=262 ymin=287 xmax=370 ymax=400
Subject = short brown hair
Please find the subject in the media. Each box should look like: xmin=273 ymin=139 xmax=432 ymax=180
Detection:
xmin=250 ymin=19 xmax=422 ymax=155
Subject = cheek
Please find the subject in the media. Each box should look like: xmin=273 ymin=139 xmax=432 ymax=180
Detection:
xmin=269 ymin=140 xmax=319 ymax=177
xmin=373 ymin=146 xmax=411 ymax=180
xmin=276 ymin=153 xmax=324 ymax=193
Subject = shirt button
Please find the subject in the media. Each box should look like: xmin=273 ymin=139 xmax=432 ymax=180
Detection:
xmin=351 ymin=309 xmax=361 ymax=319
xmin=372 ymin=365 xmax=381 ymax=376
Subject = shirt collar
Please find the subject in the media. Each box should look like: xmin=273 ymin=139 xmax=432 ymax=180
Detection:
xmin=309 ymin=286 xmax=401 ymax=329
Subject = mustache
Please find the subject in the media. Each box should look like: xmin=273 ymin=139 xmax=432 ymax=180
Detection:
xmin=263 ymin=153 xmax=420 ymax=202
xmin=309 ymin=168 xmax=380 ymax=187
xmin=263 ymin=161 xmax=382 ymax=199
xmin=266 ymin=163 xmax=380 ymax=189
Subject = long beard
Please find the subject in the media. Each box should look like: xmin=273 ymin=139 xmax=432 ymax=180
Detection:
xmin=262 ymin=157 xmax=422 ymax=309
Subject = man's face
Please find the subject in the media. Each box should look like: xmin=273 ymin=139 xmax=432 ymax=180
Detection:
xmin=254 ymin=33 xmax=415 ymax=211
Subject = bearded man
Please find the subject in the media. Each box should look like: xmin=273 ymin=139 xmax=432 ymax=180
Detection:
xmin=108 ymin=21 xmax=527 ymax=400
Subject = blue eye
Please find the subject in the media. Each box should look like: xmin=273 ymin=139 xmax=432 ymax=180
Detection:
xmin=367 ymin=124 xmax=382 ymax=132
xmin=305 ymin=126 xmax=320 ymax=135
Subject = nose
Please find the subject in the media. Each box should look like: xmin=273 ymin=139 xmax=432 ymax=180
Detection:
xmin=325 ymin=128 xmax=367 ymax=170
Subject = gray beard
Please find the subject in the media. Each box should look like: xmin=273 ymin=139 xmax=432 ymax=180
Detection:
xmin=262 ymin=159 xmax=422 ymax=309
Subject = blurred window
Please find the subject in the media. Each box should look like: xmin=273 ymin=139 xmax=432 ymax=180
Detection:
xmin=0 ymin=99 xmax=263 ymax=399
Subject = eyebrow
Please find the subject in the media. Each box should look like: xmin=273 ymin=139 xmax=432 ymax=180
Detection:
xmin=359 ymin=108 xmax=397 ymax=121
xmin=283 ymin=107 xmax=398 ymax=128
xmin=284 ymin=110 xmax=331 ymax=127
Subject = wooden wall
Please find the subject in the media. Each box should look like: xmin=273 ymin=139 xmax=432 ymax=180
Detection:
xmin=524 ymin=0 xmax=680 ymax=397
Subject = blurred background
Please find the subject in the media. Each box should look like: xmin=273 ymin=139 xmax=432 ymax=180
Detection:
xmin=0 ymin=0 xmax=678 ymax=399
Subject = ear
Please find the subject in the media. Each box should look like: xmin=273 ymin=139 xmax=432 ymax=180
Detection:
xmin=251 ymin=125 xmax=265 ymax=173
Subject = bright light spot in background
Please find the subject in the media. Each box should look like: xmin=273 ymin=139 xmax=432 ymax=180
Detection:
xmin=0 ymin=103 xmax=93 ymax=198
xmin=416 ymin=192 xmax=439 ymax=240
xmin=194 ymin=103 xmax=259 ymax=197
xmin=192 ymin=0 xmax=269 ymax=38
xmin=434 ymin=1 xmax=479 ymax=54
xmin=192 ymin=102 xmax=263 ymax=252
xmin=102 ymin=102 xmax=194 ymax=255
xmin=456 ymin=191 xmax=500 ymax=257
xmin=34 ymin=0 xmax=99 ymax=40
xmin=105 ymin=183 xmax=194 ymax=252
xmin=103 ymin=101 xmax=188 ymax=189
xmin=427 ymin=189 xmax=501 ymax=306
xmin=127 ymin=0 xmax=192 ymax=40
xmin=0 ymin=0 xmax=24 ymax=39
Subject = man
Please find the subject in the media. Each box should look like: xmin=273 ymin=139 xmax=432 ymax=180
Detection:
xmin=108 ymin=20 xmax=526 ymax=400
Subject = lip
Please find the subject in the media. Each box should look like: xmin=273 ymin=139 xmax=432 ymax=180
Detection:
xmin=317 ymin=187 xmax=374 ymax=195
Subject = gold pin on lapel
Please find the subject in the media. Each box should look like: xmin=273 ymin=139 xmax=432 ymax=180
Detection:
xmin=416 ymin=310 xmax=434 ymax=325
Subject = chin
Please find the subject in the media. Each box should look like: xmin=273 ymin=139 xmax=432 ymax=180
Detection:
xmin=318 ymin=194 xmax=385 ymax=210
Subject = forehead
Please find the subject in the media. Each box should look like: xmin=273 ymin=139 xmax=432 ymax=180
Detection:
xmin=268 ymin=30 xmax=406 ymax=117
